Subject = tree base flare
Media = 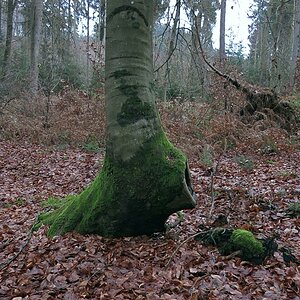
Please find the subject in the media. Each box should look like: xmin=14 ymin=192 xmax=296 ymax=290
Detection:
xmin=37 ymin=132 xmax=196 ymax=237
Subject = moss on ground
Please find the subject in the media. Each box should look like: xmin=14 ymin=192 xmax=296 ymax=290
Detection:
xmin=221 ymin=229 xmax=265 ymax=264
xmin=196 ymin=228 xmax=267 ymax=265
xmin=37 ymin=130 xmax=195 ymax=237
xmin=286 ymin=202 xmax=300 ymax=217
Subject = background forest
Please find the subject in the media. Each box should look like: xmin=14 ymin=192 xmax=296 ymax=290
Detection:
xmin=0 ymin=0 xmax=300 ymax=299
xmin=1 ymin=0 xmax=300 ymax=135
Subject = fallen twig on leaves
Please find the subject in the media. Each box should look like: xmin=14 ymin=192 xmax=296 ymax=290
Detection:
xmin=166 ymin=230 xmax=209 ymax=268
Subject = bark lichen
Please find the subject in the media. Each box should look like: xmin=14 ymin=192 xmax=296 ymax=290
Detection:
xmin=117 ymin=96 xmax=155 ymax=126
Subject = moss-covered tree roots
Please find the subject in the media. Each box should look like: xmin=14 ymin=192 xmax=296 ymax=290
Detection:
xmin=37 ymin=131 xmax=196 ymax=237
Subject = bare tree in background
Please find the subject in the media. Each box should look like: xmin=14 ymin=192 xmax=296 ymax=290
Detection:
xmin=219 ymin=0 xmax=226 ymax=63
xmin=30 ymin=0 xmax=43 ymax=96
xmin=290 ymin=0 xmax=300 ymax=88
xmin=2 ymin=0 xmax=18 ymax=76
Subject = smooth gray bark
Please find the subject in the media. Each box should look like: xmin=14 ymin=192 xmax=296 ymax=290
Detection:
xmin=219 ymin=0 xmax=226 ymax=63
xmin=290 ymin=0 xmax=300 ymax=87
xmin=30 ymin=0 xmax=43 ymax=96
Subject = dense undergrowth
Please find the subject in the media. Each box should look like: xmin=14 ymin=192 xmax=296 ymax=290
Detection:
xmin=0 ymin=86 xmax=299 ymax=159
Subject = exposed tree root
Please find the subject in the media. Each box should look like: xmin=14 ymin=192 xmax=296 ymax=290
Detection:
xmin=193 ymin=14 xmax=298 ymax=131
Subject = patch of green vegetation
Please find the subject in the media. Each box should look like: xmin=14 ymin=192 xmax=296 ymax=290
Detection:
xmin=290 ymin=97 xmax=300 ymax=110
xmin=55 ymin=131 xmax=71 ymax=149
xmin=227 ymin=140 xmax=236 ymax=150
xmin=3 ymin=198 xmax=25 ymax=208
xmin=41 ymin=197 xmax=68 ymax=209
xmin=199 ymin=146 xmax=213 ymax=167
xmin=196 ymin=228 xmax=266 ymax=264
xmin=82 ymin=141 xmax=100 ymax=153
xmin=278 ymin=171 xmax=297 ymax=178
xmin=260 ymin=138 xmax=278 ymax=155
xmin=266 ymin=159 xmax=276 ymax=164
xmin=234 ymin=155 xmax=254 ymax=171
xmin=286 ymin=202 xmax=300 ymax=217
xmin=81 ymin=135 xmax=101 ymax=153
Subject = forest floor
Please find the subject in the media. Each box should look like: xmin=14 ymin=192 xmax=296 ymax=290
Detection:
xmin=0 ymin=92 xmax=299 ymax=299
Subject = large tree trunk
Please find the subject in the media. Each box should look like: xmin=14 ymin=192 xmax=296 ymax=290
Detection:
xmin=38 ymin=0 xmax=196 ymax=237
xmin=29 ymin=0 xmax=43 ymax=96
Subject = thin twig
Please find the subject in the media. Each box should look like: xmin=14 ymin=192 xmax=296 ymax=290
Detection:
xmin=208 ymin=138 xmax=228 ymax=219
xmin=166 ymin=230 xmax=209 ymax=268
xmin=0 ymin=229 xmax=34 ymax=271
xmin=0 ymin=209 xmax=48 ymax=271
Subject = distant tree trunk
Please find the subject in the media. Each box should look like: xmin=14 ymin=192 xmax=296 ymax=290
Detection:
xmin=162 ymin=0 xmax=180 ymax=101
xmin=67 ymin=0 xmax=72 ymax=42
xmin=219 ymin=0 xmax=226 ymax=63
xmin=39 ymin=0 xmax=196 ymax=237
xmin=98 ymin=0 xmax=106 ymax=43
xmin=190 ymin=11 xmax=207 ymax=98
xmin=290 ymin=0 xmax=300 ymax=88
xmin=259 ymin=23 xmax=270 ymax=86
xmin=3 ymin=0 xmax=17 ymax=76
xmin=0 ymin=0 xmax=3 ymax=42
xmin=86 ymin=1 xmax=90 ymax=85
xmin=29 ymin=0 xmax=43 ymax=96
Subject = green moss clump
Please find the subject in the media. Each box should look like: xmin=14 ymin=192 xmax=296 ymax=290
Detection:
xmin=286 ymin=202 xmax=300 ymax=217
xmin=222 ymin=229 xmax=264 ymax=264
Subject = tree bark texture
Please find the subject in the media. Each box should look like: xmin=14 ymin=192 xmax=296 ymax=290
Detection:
xmin=38 ymin=0 xmax=196 ymax=237
xmin=30 ymin=0 xmax=43 ymax=96
xmin=219 ymin=0 xmax=226 ymax=63
xmin=162 ymin=0 xmax=180 ymax=101
xmin=2 ymin=0 xmax=17 ymax=76
xmin=0 ymin=0 xmax=3 ymax=42
xmin=290 ymin=0 xmax=300 ymax=88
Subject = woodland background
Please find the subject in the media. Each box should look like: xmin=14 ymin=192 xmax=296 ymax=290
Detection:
xmin=0 ymin=0 xmax=300 ymax=299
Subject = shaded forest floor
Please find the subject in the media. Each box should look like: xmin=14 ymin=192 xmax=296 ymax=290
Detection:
xmin=0 ymin=91 xmax=299 ymax=299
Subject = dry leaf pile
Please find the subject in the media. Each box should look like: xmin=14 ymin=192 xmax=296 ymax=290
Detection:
xmin=0 ymin=95 xmax=299 ymax=299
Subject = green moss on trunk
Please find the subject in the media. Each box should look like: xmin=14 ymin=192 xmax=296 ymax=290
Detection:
xmin=37 ymin=131 xmax=195 ymax=237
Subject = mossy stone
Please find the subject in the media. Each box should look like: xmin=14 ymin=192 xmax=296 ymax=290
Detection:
xmin=221 ymin=229 xmax=264 ymax=264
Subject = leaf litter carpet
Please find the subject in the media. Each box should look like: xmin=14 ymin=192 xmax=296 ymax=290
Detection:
xmin=0 ymin=140 xmax=299 ymax=299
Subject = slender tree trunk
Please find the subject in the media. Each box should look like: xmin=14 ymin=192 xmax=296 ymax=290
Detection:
xmin=162 ymin=0 xmax=180 ymax=101
xmin=3 ymin=0 xmax=17 ymax=76
xmin=259 ymin=23 xmax=269 ymax=86
xmin=38 ymin=0 xmax=196 ymax=238
xmin=0 ymin=0 xmax=3 ymax=42
xmin=29 ymin=0 xmax=43 ymax=96
xmin=219 ymin=0 xmax=226 ymax=63
xmin=86 ymin=0 xmax=90 ymax=85
xmin=290 ymin=0 xmax=300 ymax=88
